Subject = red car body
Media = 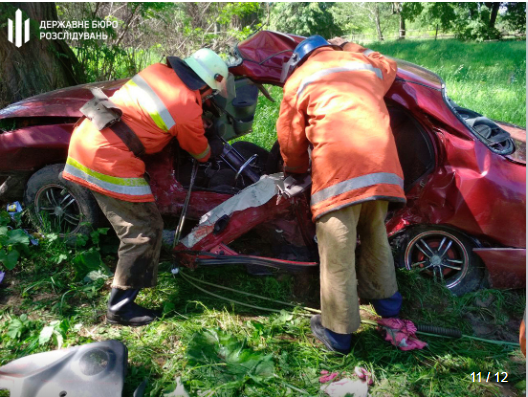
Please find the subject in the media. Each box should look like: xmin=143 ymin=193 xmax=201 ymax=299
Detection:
xmin=0 ymin=31 xmax=525 ymax=291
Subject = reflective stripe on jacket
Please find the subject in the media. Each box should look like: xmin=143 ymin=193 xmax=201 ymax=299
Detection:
xmin=276 ymin=46 xmax=406 ymax=221
xmin=63 ymin=63 xmax=211 ymax=202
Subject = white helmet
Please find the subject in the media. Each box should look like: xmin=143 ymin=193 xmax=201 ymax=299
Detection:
xmin=184 ymin=48 xmax=229 ymax=97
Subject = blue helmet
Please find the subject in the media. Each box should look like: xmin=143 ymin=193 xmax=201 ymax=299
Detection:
xmin=280 ymin=35 xmax=341 ymax=83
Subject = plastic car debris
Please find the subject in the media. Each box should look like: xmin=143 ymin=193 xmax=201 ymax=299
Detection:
xmin=0 ymin=340 xmax=128 ymax=397
xmin=6 ymin=201 xmax=22 ymax=219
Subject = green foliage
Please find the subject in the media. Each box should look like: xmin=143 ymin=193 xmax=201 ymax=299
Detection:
xmin=59 ymin=2 xmax=165 ymax=81
xmin=452 ymin=3 xmax=500 ymax=41
xmin=57 ymin=2 xmax=264 ymax=82
xmin=60 ymin=227 xmax=111 ymax=281
xmin=0 ymin=212 xmax=30 ymax=271
xmin=405 ymin=2 xmax=456 ymax=33
xmin=0 ymin=119 xmax=17 ymax=133
xmin=3 ymin=313 xmax=43 ymax=353
xmin=331 ymin=3 xmax=399 ymax=41
xmin=270 ymin=2 xmax=342 ymax=38
xmin=500 ymin=2 xmax=527 ymax=36
xmin=38 ymin=318 xmax=70 ymax=348
xmin=216 ymin=3 xmax=261 ymax=25
xmin=6 ymin=314 xmax=32 ymax=341
xmin=186 ymin=328 xmax=275 ymax=395
xmin=3 ymin=314 xmax=70 ymax=352
xmin=237 ymin=85 xmax=283 ymax=150
xmin=402 ymin=2 xmax=518 ymax=41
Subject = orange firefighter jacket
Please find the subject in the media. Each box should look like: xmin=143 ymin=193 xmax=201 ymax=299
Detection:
xmin=63 ymin=63 xmax=211 ymax=202
xmin=276 ymin=45 xmax=406 ymax=221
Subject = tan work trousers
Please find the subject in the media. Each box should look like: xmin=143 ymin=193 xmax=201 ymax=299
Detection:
xmin=93 ymin=192 xmax=164 ymax=290
xmin=316 ymin=200 xmax=399 ymax=334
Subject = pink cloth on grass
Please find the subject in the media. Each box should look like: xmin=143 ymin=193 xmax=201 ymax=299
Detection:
xmin=376 ymin=318 xmax=427 ymax=351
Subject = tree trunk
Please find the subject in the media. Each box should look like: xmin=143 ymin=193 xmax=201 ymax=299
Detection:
xmin=0 ymin=2 xmax=84 ymax=108
xmin=399 ymin=12 xmax=406 ymax=40
xmin=374 ymin=5 xmax=384 ymax=41
xmin=435 ymin=24 xmax=439 ymax=40
xmin=488 ymin=2 xmax=500 ymax=29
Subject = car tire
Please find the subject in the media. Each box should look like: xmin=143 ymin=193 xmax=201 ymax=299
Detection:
xmin=24 ymin=163 xmax=104 ymax=237
xmin=393 ymin=225 xmax=485 ymax=296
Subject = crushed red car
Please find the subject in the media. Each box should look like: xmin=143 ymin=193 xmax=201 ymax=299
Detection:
xmin=0 ymin=31 xmax=525 ymax=295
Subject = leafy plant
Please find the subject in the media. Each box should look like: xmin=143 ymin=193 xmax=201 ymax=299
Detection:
xmin=39 ymin=318 xmax=70 ymax=349
xmin=72 ymin=235 xmax=110 ymax=282
xmin=185 ymin=328 xmax=275 ymax=396
xmin=0 ymin=211 xmax=30 ymax=270
xmin=4 ymin=314 xmax=42 ymax=352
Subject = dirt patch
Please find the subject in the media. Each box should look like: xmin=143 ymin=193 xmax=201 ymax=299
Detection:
xmin=463 ymin=302 xmax=523 ymax=343
xmin=0 ymin=293 xmax=22 ymax=308
xmin=494 ymin=382 xmax=522 ymax=397
xmin=32 ymin=292 xmax=59 ymax=302
xmin=0 ymin=272 xmax=22 ymax=308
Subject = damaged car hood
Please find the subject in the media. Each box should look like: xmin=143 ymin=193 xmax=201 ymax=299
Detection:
xmin=0 ymin=79 xmax=127 ymax=120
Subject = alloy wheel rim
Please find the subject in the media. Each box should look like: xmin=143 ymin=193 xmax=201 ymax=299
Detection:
xmin=404 ymin=230 xmax=470 ymax=289
xmin=35 ymin=185 xmax=82 ymax=234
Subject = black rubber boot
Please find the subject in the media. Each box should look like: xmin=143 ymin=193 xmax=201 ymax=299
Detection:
xmin=106 ymin=288 xmax=158 ymax=326
xmin=310 ymin=315 xmax=352 ymax=355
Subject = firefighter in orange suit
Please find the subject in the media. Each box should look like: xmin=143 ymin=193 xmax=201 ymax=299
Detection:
xmin=62 ymin=49 xmax=229 ymax=326
xmin=277 ymin=36 xmax=406 ymax=353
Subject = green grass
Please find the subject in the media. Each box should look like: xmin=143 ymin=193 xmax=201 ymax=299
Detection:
xmin=0 ymin=231 xmax=525 ymax=396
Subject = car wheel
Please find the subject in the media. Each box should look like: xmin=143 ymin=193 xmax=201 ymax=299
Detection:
xmin=24 ymin=163 xmax=104 ymax=237
xmin=394 ymin=226 xmax=485 ymax=296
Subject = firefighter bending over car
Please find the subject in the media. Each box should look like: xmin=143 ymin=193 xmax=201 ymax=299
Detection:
xmin=62 ymin=49 xmax=227 ymax=326
xmin=277 ymin=36 xmax=406 ymax=354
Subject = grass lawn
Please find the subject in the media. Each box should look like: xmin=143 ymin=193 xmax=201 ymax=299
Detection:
xmin=0 ymin=235 xmax=525 ymax=396
xmin=1 ymin=39 xmax=526 ymax=396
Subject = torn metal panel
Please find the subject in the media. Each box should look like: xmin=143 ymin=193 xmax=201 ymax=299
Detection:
xmin=181 ymin=173 xmax=285 ymax=248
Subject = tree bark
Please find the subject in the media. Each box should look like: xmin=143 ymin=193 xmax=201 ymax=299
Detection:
xmin=374 ymin=4 xmax=384 ymax=41
xmin=0 ymin=2 xmax=84 ymax=108
xmin=399 ymin=12 xmax=406 ymax=39
xmin=488 ymin=2 xmax=500 ymax=29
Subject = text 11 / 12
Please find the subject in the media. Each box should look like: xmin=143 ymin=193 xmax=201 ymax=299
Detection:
xmin=470 ymin=372 xmax=508 ymax=382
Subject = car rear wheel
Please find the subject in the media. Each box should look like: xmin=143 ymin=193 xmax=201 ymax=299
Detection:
xmin=24 ymin=164 xmax=104 ymax=237
xmin=394 ymin=226 xmax=485 ymax=296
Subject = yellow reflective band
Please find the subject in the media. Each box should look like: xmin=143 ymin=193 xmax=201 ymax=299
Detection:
xmin=190 ymin=144 xmax=211 ymax=160
xmin=126 ymin=76 xmax=176 ymax=132
xmin=65 ymin=157 xmax=152 ymax=196
xmin=311 ymin=172 xmax=403 ymax=205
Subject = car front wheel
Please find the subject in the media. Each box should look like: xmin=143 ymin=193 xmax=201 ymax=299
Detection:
xmin=394 ymin=225 xmax=485 ymax=296
xmin=24 ymin=163 xmax=104 ymax=237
